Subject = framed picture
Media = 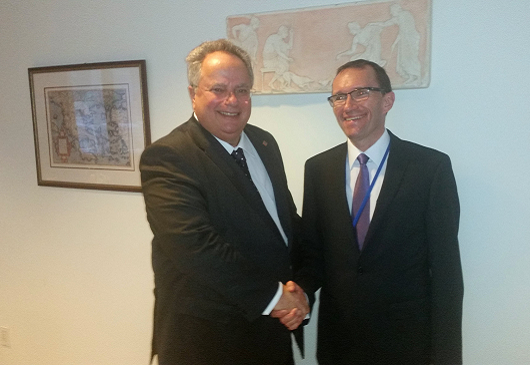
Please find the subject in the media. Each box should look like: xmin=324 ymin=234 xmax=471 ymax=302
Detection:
xmin=28 ymin=60 xmax=151 ymax=192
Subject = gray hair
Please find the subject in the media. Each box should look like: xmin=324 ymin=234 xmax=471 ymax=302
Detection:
xmin=186 ymin=39 xmax=254 ymax=88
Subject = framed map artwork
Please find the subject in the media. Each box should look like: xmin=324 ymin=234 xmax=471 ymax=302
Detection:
xmin=28 ymin=60 xmax=151 ymax=192
xmin=227 ymin=0 xmax=431 ymax=94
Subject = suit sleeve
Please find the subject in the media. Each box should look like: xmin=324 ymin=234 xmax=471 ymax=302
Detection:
xmin=140 ymin=143 xmax=279 ymax=321
xmin=427 ymin=155 xmax=464 ymax=364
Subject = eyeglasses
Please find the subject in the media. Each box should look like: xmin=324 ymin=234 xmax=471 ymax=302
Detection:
xmin=328 ymin=87 xmax=385 ymax=107
xmin=204 ymin=86 xmax=252 ymax=101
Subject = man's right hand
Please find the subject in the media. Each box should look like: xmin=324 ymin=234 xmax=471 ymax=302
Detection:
xmin=270 ymin=281 xmax=309 ymax=330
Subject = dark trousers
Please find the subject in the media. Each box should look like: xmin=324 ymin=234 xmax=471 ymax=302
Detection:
xmin=157 ymin=314 xmax=294 ymax=365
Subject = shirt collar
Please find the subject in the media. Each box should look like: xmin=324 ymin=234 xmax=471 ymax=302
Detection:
xmin=195 ymin=112 xmax=253 ymax=157
xmin=214 ymin=130 xmax=253 ymax=157
xmin=347 ymin=129 xmax=390 ymax=169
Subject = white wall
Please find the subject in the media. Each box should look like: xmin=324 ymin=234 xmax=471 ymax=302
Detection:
xmin=1 ymin=1 xmax=529 ymax=364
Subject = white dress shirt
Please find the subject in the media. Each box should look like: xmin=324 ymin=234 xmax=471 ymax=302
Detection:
xmin=346 ymin=129 xmax=391 ymax=221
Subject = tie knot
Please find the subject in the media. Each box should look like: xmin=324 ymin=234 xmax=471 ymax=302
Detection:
xmin=357 ymin=153 xmax=369 ymax=165
xmin=231 ymin=148 xmax=245 ymax=161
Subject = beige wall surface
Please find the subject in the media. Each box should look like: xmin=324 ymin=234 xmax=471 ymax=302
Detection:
xmin=1 ymin=1 xmax=530 ymax=364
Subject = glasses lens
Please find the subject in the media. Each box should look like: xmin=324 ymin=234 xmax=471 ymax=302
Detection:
xmin=351 ymin=89 xmax=371 ymax=101
xmin=330 ymin=94 xmax=347 ymax=106
xmin=235 ymin=88 xmax=251 ymax=101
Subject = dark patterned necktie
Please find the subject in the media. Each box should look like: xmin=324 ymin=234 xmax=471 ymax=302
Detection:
xmin=352 ymin=153 xmax=370 ymax=249
xmin=231 ymin=148 xmax=253 ymax=183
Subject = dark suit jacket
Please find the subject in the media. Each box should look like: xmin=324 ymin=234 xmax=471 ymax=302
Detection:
xmin=298 ymin=131 xmax=464 ymax=365
xmin=140 ymin=116 xmax=302 ymax=364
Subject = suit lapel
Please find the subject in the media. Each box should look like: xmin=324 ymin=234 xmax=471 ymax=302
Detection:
xmin=245 ymin=127 xmax=293 ymax=246
xmin=187 ymin=117 xmax=287 ymax=247
xmin=366 ymin=132 xmax=408 ymax=244
xmin=319 ymin=144 xmax=359 ymax=254
xmin=332 ymin=145 xmax=360 ymax=253
xmin=328 ymin=144 xmax=354 ymax=222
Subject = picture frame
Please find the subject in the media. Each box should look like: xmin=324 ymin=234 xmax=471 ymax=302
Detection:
xmin=28 ymin=60 xmax=151 ymax=192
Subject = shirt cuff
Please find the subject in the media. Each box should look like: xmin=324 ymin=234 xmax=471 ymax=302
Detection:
xmin=262 ymin=282 xmax=283 ymax=315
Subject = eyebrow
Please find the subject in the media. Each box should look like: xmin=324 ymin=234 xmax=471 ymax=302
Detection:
xmin=333 ymin=86 xmax=378 ymax=94
xmin=209 ymin=82 xmax=250 ymax=89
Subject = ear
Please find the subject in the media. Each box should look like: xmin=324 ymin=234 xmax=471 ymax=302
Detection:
xmin=188 ymin=85 xmax=196 ymax=100
xmin=382 ymin=91 xmax=395 ymax=113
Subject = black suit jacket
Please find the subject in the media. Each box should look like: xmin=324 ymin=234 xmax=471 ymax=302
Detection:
xmin=140 ymin=116 xmax=302 ymax=364
xmin=298 ymin=131 xmax=463 ymax=365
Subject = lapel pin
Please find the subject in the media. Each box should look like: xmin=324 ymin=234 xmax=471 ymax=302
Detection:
xmin=263 ymin=140 xmax=268 ymax=146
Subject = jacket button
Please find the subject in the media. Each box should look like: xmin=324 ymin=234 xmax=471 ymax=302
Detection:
xmin=357 ymin=266 xmax=364 ymax=274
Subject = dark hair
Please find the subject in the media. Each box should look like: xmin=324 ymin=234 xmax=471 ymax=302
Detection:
xmin=186 ymin=39 xmax=254 ymax=88
xmin=336 ymin=59 xmax=392 ymax=93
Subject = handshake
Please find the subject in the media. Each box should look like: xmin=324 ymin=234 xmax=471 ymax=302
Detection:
xmin=270 ymin=281 xmax=309 ymax=330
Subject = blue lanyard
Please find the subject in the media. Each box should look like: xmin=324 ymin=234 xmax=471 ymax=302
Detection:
xmin=352 ymin=142 xmax=391 ymax=227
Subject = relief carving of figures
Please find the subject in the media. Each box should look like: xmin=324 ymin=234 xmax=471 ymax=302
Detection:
xmin=336 ymin=21 xmax=388 ymax=67
xmin=227 ymin=0 xmax=431 ymax=94
xmin=231 ymin=16 xmax=260 ymax=69
xmin=382 ymin=4 xmax=422 ymax=85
